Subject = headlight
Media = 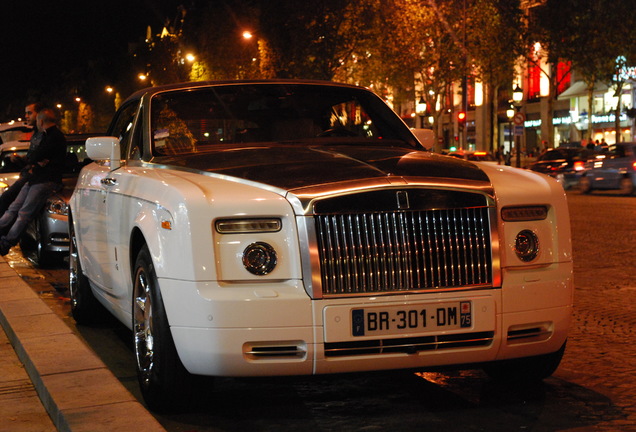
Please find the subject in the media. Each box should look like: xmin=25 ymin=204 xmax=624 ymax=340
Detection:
xmin=46 ymin=197 xmax=69 ymax=215
xmin=242 ymin=242 xmax=277 ymax=275
xmin=514 ymin=230 xmax=539 ymax=262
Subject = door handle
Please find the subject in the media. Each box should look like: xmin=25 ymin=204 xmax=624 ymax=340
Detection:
xmin=101 ymin=177 xmax=117 ymax=186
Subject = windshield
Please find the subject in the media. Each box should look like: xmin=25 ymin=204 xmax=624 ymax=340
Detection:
xmin=150 ymin=83 xmax=419 ymax=156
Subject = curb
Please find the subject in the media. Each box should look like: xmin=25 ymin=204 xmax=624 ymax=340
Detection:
xmin=0 ymin=258 xmax=165 ymax=431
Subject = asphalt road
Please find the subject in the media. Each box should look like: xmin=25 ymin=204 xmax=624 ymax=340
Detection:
xmin=8 ymin=189 xmax=636 ymax=432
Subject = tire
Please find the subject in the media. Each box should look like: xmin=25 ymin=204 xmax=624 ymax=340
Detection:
xmin=619 ymin=177 xmax=635 ymax=196
xmin=578 ymin=176 xmax=592 ymax=194
xmin=133 ymin=245 xmax=193 ymax=412
xmin=33 ymin=217 xmax=55 ymax=267
xmin=483 ymin=341 xmax=566 ymax=382
xmin=69 ymin=217 xmax=104 ymax=324
xmin=19 ymin=215 xmax=55 ymax=267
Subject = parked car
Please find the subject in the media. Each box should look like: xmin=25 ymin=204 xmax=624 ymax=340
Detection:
xmin=19 ymin=134 xmax=94 ymax=265
xmin=447 ymin=150 xmax=498 ymax=163
xmin=578 ymin=143 xmax=636 ymax=195
xmin=527 ymin=147 xmax=595 ymax=189
xmin=0 ymin=135 xmax=94 ymax=266
xmin=69 ymin=80 xmax=573 ymax=412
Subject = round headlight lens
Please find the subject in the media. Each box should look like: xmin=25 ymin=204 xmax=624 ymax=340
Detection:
xmin=242 ymin=242 xmax=277 ymax=275
xmin=47 ymin=198 xmax=68 ymax=215
xmin=514 ymin=230 xmax=539 ymax=262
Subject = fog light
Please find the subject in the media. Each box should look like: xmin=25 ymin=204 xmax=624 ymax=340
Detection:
xmin=514 ymin=230 xmax=539 ymax=262
xmin=243 ymin=242 xmax=277 ymax=275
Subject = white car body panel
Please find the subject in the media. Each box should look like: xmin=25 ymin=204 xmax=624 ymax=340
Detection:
xmin=70 ymin=81 xmax=573 ymax=381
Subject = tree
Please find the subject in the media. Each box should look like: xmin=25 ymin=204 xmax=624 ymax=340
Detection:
xmin=533 ymin=0 xmax=636 ymax=142
xmin=186 ymin=1 xmax=264 ymax=80
xmin=469 ymin=0 xmax=523 ymax=152
xmin=259 ymin=0 xmax=376 ymax=80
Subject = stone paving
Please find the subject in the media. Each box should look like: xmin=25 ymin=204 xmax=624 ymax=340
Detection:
xmin=553 ymin=192 xmax=636 ymax=431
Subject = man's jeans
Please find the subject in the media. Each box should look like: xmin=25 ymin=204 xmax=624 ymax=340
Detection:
xmin=0 ymin=181 xmax=61 ymax=246
xmin=0 ymin=176 xmax=28 ymax=215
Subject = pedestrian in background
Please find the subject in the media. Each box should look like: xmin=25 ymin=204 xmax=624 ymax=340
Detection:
xmin=0 ymin=108 xmax=66 ymax=256
xmin=0 ymin=102 xmax=44 ymax=215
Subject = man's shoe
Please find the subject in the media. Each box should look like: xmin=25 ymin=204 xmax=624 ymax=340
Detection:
xmin=0 ymin=238 xmax=11 ymax=256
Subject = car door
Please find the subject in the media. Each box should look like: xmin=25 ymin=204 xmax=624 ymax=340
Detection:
xmin=75 ymin=101 xmax=140 ymax=291
xmin=597 ymin=145 xmax=626 ymax=187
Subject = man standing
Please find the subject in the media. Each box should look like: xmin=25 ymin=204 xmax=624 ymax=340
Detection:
xmin=0 ymin=102 xmax=44 ymax=214
xmin=0 ymin=108 xmax=66 ymax=256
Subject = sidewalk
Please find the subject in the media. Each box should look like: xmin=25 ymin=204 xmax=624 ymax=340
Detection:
xmin=0 ymin=257 xmax=165 ymax=431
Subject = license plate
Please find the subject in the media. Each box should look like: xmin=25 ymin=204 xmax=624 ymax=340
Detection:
xmin=352 ymin=301 xmax=472 ymax=337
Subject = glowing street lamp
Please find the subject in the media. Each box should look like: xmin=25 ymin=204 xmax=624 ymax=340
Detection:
xmin=512 ymin=85 xmax=523 ymax=104
xmin=242 ymin=30 xmax=254 ymax=40
xmin=506 ymin=106 xmax=515 ymax=163
xmin=512 ymin=85 xmax=524 ymax=167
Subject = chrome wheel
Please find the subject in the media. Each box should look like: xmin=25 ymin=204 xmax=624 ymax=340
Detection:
xmin=133 ymin=265 xmax=154 ymax=388
xmin=131 ymin=245 xmax=193 ymax=412
xmin=68 ymin=216 xmax=102 ymax=324
xmin=69 ymin=230 xmax=80 ymax=308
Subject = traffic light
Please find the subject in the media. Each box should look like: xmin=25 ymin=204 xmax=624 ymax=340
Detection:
xmin=457 ymin=111 xmax=466 ymax=128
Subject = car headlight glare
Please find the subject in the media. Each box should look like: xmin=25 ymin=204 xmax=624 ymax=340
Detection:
xmin=514 ymin=230 xmax=539 ymax=262
xmin=47 ymin=198 xmax=69 ymax=215
xmin=243 ymin=242 xmax=277 ymax=275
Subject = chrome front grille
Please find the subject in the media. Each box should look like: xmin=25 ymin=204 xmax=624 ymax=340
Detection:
xmin=324 ymin=331 xmax=495 ymax=357
xmin=315 ymin=207 xmax=492 ymax=296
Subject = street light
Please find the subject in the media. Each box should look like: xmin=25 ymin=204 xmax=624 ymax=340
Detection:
xmin=416 ymin=96 xmax=426 ymax=128
xmin=512 ymin=84 xmax=523 ymax=104
xmin=512 ymin=84 xmax=524 ymax=167
xmin=506 ymin=106 xmax=515 ymax=165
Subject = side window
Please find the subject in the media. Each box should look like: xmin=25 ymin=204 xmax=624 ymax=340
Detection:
xmin=108 ymin=102 xmax=140 ymax=159
xmin=607 ymin=145 xmax=625 ymax=159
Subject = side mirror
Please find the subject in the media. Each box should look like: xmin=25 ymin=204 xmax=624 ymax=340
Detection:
xmin=86 ymin=136 xmax=121 ymax=170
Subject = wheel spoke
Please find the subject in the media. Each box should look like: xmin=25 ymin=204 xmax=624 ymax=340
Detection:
xmin=134 ymin=268 xmax=155 ymax=383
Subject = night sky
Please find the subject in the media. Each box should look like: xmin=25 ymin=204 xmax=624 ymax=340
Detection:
xmin=0 ymin=0 xmax=185 ymax=119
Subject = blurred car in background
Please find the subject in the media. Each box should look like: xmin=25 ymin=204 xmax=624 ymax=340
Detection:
xmin=2 ymin=134 xmax=94 ymax=266
xmin=0 ymin=140 xmax=30 ymax=193
xmin=0 ymin=121 xmax=32 ymax=144
xmin=578 ymin=142 xmax=636 ymax=195
xmin=447 ymin=150 xmax=498 ymax=163
xmin=527 ymin=147 xmax=595 ymax=190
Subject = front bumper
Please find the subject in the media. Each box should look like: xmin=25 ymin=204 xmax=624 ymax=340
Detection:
xmin=159 ymin=262 xmax=573 ymax=377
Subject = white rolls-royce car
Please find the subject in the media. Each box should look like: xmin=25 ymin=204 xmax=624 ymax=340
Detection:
xmin=69 ymin=80 xmax=573 ymax=412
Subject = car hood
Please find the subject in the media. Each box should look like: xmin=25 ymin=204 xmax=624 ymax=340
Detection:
xmin=152 ymin=144 xmax=490 ymax=191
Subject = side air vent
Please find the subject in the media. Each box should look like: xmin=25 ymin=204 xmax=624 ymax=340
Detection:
xmin=506 ymin=323 xmax=553 ymax=345
xmin=243 ymin=341 xmax=307 ymax=361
